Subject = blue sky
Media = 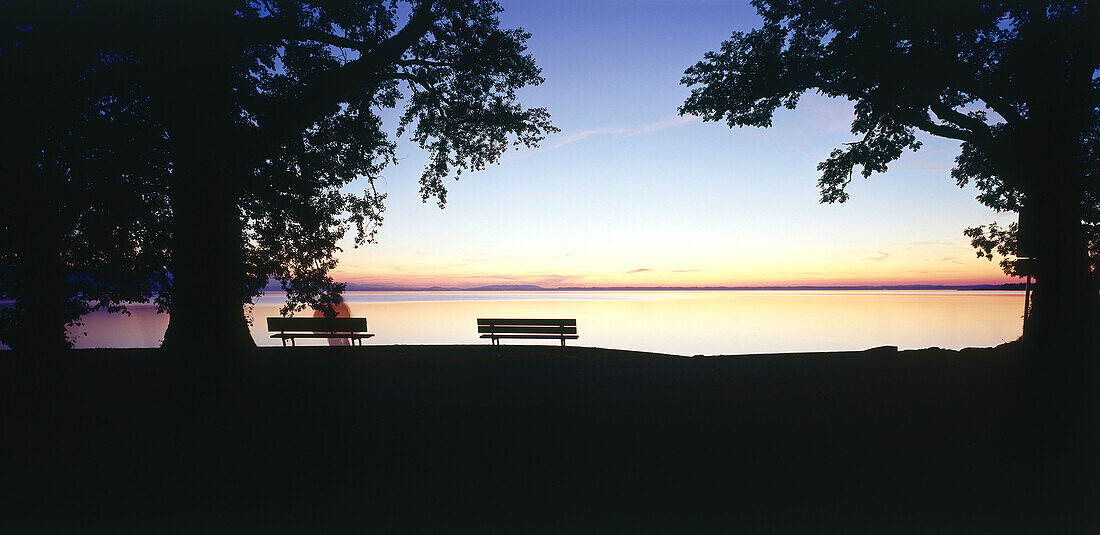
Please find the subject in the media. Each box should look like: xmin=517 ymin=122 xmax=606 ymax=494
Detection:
xmin=333 ymin=0 xmax=1017 ymax=288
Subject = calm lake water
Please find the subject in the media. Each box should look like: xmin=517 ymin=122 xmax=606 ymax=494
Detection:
xmin=4 ymin=290 xmax=1026 ymax=355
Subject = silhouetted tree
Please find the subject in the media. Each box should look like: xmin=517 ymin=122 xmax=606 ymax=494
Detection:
xmin=102 ymin=0 xmax=556 ymax=353
xmin=0 ymin=4 xmax=172 ymax=351
xmin=961 ymin=115 xmax=1100 ymax=292
xmin=681 ymin=0 xmax=1098 ymax=348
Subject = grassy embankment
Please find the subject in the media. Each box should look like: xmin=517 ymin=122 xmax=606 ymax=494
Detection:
xmin=2 ymin=343 xmax=1096 ymax=533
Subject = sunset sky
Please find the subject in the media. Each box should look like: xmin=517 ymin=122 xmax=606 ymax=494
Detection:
xmin=331 ymin=0 xmax=1019 ymax=289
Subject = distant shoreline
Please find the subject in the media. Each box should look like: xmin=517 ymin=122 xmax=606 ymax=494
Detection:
xmin=321 ymin=283 xmax=1027 ymax=292
xmin=0 ymin=284 xmax=1028 ymax=309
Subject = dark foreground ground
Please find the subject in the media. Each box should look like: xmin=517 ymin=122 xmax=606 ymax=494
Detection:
xmin=1 ymin=343 xmax=1097 ymax=533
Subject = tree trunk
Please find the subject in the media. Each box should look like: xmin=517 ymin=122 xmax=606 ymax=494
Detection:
xmin=159 ymin=106 xmax=255 ymax=355
xmin=1020 ymin=157 xmax=1100 ymax=354
xmin=156 ymin=11 xmax=256 ymax=356
xmin=160 ymin=169 xmax=255 ymax=354
xmin=1013 ymin=54 xmax=1100 ymax=355
xmin=2 ymin=156 xmax=73 ymax=354
xmin=10 ymin=228 xmax=73 ymax=354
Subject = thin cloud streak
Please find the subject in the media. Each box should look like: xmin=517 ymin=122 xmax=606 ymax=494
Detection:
xmin=547 ymin=115 xmax=698 ymax=150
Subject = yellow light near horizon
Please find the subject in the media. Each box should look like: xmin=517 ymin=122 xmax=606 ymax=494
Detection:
xmin=239 ymin=291 xmax=1024 ymax=353
xmin=63 ymin=291 xmax=1024 ymax=352
xmin=329 ymin=223 xmax=1014 ymax=289
xmin=331 ymin=251 xmax=1013 ymax=288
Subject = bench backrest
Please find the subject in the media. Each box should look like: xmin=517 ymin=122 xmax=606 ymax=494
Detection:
xmin=477 ymin=318 xmax=577 ymax=335
xmin=267 ymin=317 xmax=368 ymax=333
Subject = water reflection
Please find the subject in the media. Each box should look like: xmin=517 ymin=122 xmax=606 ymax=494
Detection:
xmin=28 ymin=291 xmax=1025 ymax=354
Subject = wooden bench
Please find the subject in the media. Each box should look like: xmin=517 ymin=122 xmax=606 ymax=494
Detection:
xmin=477 ymin=318 xmax=578 ymax=347
xmin=267 ymin=317 xmax=374 ymax=346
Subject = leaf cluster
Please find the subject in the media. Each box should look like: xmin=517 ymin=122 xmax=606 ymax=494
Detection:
xmin=680 ymin=0 xmax=1094 ymax=202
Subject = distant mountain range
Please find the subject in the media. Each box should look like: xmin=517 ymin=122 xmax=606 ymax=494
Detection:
xmin=298 ymin=282 xmax=1028 ymax=292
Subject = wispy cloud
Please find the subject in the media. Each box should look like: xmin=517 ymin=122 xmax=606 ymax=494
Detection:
xmin=548 ymin=115 xmax=698 ymax=150
xmin=796 ymin=95 xmax=856 ymax=132
xmin=869 ymin=251 xmax=890 ymax=261
xmin=942 ymin=256 xmax=965 ymax=265
xmin=511 ymin=191 xmax=562 ymax=201
xmin=531 ymin=274 xmax=577 ymax=287
xmin=898 ymin=147 xmax=956 ymax=173
xmin=625 ymin=268 xmax=654 ymax=274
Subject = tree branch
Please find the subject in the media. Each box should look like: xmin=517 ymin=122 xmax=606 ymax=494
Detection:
xmin=930 ymin=102 xmax=992 ymax=138
xmin=290 ymin=27 xmax=371 ymax=51
xmin=351 ymin=0 xmax=437 ymax=73
xmin=391 ymin=72 xmax=445 ymax=100
xmin=981 ymin=94 xmax=1026 ymax=125
xmin=251 ymin=16 xmax=372 ymax=51
xmin=958 ymin=80 xmax=1027 ymax=125
xmin=251 ymin=0 xmax=437 ymax=162
xmin=911 ymin=114 xmax=979 ymax=144
xmin=397 ymin=59 xmax=457 ymax=68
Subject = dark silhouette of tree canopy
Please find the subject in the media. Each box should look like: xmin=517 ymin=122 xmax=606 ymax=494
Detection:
xmin=961 ymin=115 xmax=1099 ymax=287
xmin=681 ymin=0 xmax=1099 ymax=349
xmin=81 ymin=0 xmax=554 ymax=353
xmin=0 ymin=3 xmax=172 ymax=351
xmin=2 ymin=1 xmax=553 ymax=353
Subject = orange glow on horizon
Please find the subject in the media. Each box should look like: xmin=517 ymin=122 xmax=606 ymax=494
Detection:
xmin=330 ymin=265 xmax=1018 ymax=289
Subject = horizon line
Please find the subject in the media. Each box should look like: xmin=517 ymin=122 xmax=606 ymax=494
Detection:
xmin=263 ymin=282 xmax=1027 ymax=292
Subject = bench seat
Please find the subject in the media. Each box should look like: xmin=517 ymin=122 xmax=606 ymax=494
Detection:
xmin=270 ymin=333 xmax=375 ymax=340
xmin=479 ymin=334 xmax=579 ymax=341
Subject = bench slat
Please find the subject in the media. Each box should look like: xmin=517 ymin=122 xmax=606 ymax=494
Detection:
xmin=267 ymin=317 xmax=368 ymax=332
xmin=477 ymin=326 xmax=577 ymax=334
xmin=271 ymin=333 xmax=374 ymax=339
xmin=480 ymin=334 xmax=579 ymax=340
xmin=477 ymin=318 xmax=576 ymax=326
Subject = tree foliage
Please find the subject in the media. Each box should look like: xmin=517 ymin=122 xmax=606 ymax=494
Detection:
xmin=682 ymin=1 xmax=1095 ymax=203
xmin=1 ymin=1 xmax=555 ymax=350
xmin=0 ymin=3 xmax=171 ymax=349
xmin=111 ymin=0 xmax=553 ymax=350
xmin=681 ymin=0 xmax=1099 ymax=342
xmin=224 ymin=0 xmax=555 ymax=317
xmin=959 ymin=113 xmax=1100 ymax=284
